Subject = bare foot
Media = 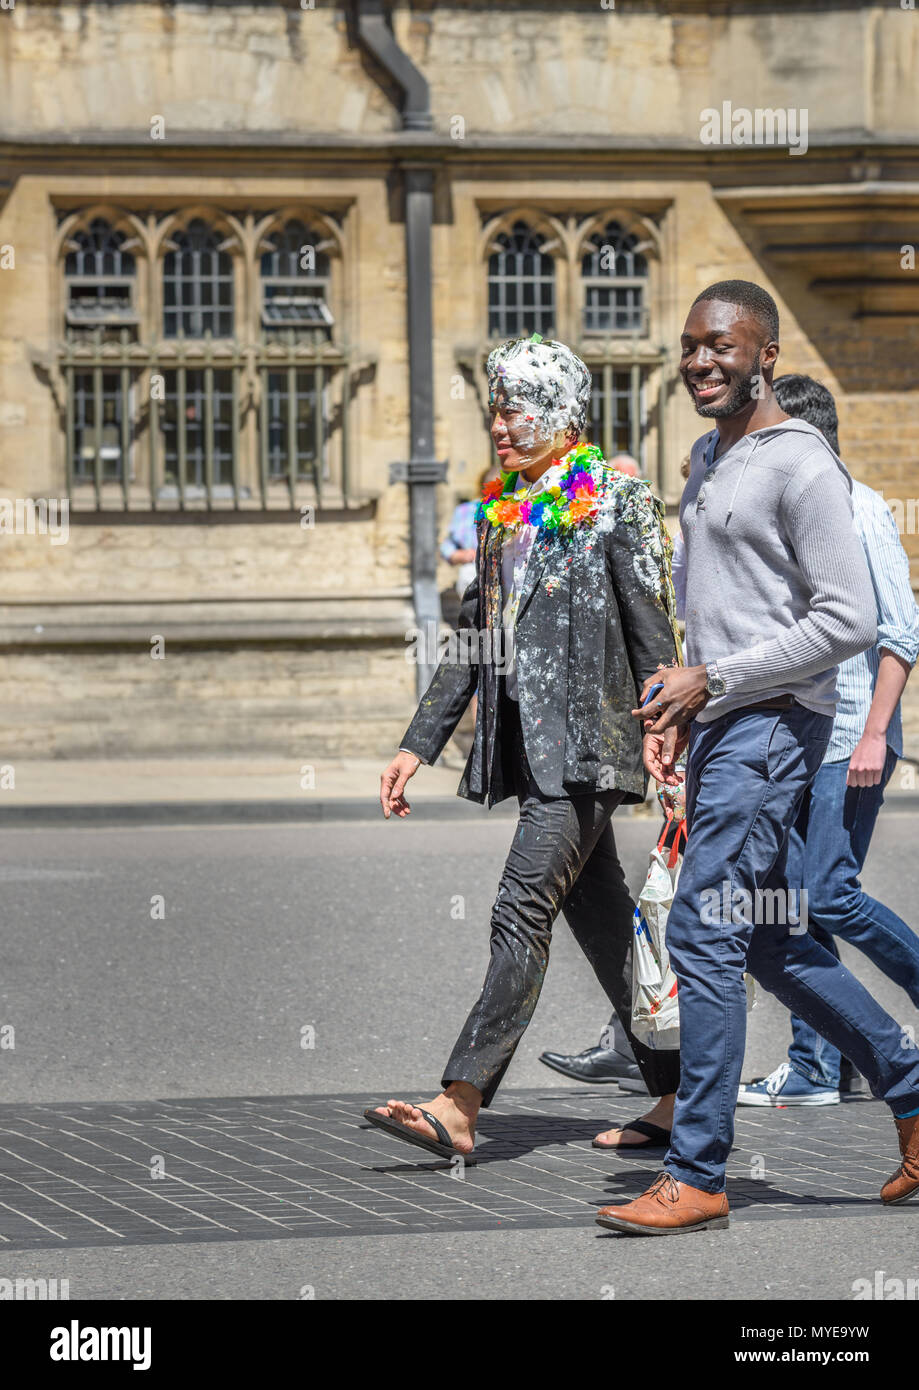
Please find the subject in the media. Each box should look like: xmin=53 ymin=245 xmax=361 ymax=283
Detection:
xmin=373 ymin=1084 xmax=480 ymax=1155
xmin=593 ymin=1092 xmax=676 ymax=1149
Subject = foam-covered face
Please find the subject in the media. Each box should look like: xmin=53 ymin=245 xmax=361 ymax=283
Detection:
xmin=489 ymin=385 xmax=572 ymax=476
xmin=486 ymin=338 xmax=590 ymax=478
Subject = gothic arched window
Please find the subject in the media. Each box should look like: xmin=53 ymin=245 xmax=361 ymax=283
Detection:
xmin=260 ymin=219 xmax=332 ymax=333
xmin=581 ymin=221 xmax=648 ymax=335
xmin=163 ymin=219 xmax=234 ymax=338
xmin=487 ymin=221 xmax=555 ymax=338
xmin=65 ymin=218 xmax=136 ymax=330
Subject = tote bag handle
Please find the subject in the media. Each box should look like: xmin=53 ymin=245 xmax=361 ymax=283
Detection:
xmin=657 ymin=812 xmax=687 ymax=870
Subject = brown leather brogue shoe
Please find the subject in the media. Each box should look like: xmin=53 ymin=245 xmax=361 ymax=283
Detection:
xmin=596 ymin=1170 xmax=729 ymax=1235
xmin=880 ymin=1113 xmax=919 ymax=1205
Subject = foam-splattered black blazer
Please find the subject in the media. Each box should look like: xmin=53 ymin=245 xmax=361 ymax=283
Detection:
xmin=401 ymin=468 xmax=682 ymax=806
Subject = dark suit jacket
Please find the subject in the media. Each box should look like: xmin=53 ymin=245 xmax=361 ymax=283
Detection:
xmin=401 ymin=469 xmax=682 ymax=806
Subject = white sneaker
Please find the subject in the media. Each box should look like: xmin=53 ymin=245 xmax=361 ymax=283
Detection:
xmin=737 ymin=1061 xmax=840 ymax=1107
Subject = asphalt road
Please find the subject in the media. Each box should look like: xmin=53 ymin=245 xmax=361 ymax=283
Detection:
xmin=0 ymin=811 xmax=917 ymax=1300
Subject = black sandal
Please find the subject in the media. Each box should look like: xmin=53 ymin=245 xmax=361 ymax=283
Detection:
xmin=362 ymin=1105 xmax=478 ymax=1165
xmin=592 ymin=1118 xmax=671 ymax=1150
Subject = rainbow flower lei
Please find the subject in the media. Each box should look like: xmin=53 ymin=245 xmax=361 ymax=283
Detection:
xmin=476 ymin=443 xmax=605 ymax=535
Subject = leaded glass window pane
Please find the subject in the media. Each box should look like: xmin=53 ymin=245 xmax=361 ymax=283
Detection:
xmin=487 ymin=222 xmax=555 ymax=337
xmin=163 ymin=220 xmax=235 ymax=338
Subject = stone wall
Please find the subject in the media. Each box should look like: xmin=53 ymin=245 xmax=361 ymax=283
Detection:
xmin=0 ymin=2 xmax=397 ymax=138
xmin=4 ymin=3 xmax=913 ymax=143
xmin=0 ymin=642 xmax=416 ymax=759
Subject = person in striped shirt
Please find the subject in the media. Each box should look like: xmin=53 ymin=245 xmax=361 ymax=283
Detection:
xmin=736 ymin=374 xmax=919 ymax=1106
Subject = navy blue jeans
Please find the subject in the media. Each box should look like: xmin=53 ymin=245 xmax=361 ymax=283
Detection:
xmin=785 ymin=748 xmax=919 ymax=1088
xmin=664 ymin=704 xmax=919 ymax=1194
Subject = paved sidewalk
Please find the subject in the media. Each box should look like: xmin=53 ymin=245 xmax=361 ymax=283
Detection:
xmin=0 ymin=757 xmax=504 ymax=825
xmin=0 ymin=1089 xmax=902 ymax=1251
xmin=0 ymin=755 xmax=915 ymax=827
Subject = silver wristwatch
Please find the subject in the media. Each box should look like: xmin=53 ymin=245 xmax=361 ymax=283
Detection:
xmin=705 ymin=662 xmax=726 ymax=698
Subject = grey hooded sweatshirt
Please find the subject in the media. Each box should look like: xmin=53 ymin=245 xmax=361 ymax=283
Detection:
xmin=679 ymin=417 xmax=877 ymax=723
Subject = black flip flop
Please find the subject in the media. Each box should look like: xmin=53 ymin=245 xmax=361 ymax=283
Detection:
xmin=362 ymin=1106 xmax=478 ymax=1165
xmin=592 ymin=1118 xmax=671 ymax=1151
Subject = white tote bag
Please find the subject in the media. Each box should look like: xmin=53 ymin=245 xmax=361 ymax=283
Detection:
xmin=631 ymin=816 xmax=684 ymax=1051
xmin=630 ymin=813 xmax=758 ymax=1052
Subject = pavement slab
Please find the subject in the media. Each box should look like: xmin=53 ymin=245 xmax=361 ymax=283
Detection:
xmin=0 ymin=1089 xmax=907 ymax=1252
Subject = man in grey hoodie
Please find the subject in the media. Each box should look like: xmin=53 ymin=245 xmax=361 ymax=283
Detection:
xmin=596 ymin=280 xmax=919 ymax=1235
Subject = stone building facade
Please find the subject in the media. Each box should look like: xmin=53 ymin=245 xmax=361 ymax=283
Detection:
xmin=0 ymin=1 xmax=917 ymax=760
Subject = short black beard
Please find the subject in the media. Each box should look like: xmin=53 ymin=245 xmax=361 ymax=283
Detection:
xmin=689 ymin=361 xmax=763 ymax=419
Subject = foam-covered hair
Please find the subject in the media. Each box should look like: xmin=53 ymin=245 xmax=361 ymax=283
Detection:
xmin=486 ymin=336 xmax=592 ymax=441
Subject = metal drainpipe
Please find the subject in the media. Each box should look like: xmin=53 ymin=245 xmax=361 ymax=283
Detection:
xmin=354 ymin=1 xmax=445 ymax=697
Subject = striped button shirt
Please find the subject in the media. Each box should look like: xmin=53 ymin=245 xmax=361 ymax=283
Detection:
xmin=670 ymin=480 xmax=919 ymax=763
xmin=825 ymin=480 xmax=919 ymax=762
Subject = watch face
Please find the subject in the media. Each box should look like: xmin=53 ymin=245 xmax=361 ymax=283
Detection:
xmin=707 ymin=673 xmax=726 ymax=697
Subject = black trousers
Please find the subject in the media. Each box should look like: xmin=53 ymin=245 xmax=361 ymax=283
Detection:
xmin=442 ymin=695 xmax=682 ymax=1106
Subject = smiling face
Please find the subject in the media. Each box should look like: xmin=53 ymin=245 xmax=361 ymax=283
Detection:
xmin=679 ymin=299 xmax=779 ymax=419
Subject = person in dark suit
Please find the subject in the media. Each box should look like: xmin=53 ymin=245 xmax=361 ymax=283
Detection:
xmin=365 ymin=335 xmax=682 ymax=1163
